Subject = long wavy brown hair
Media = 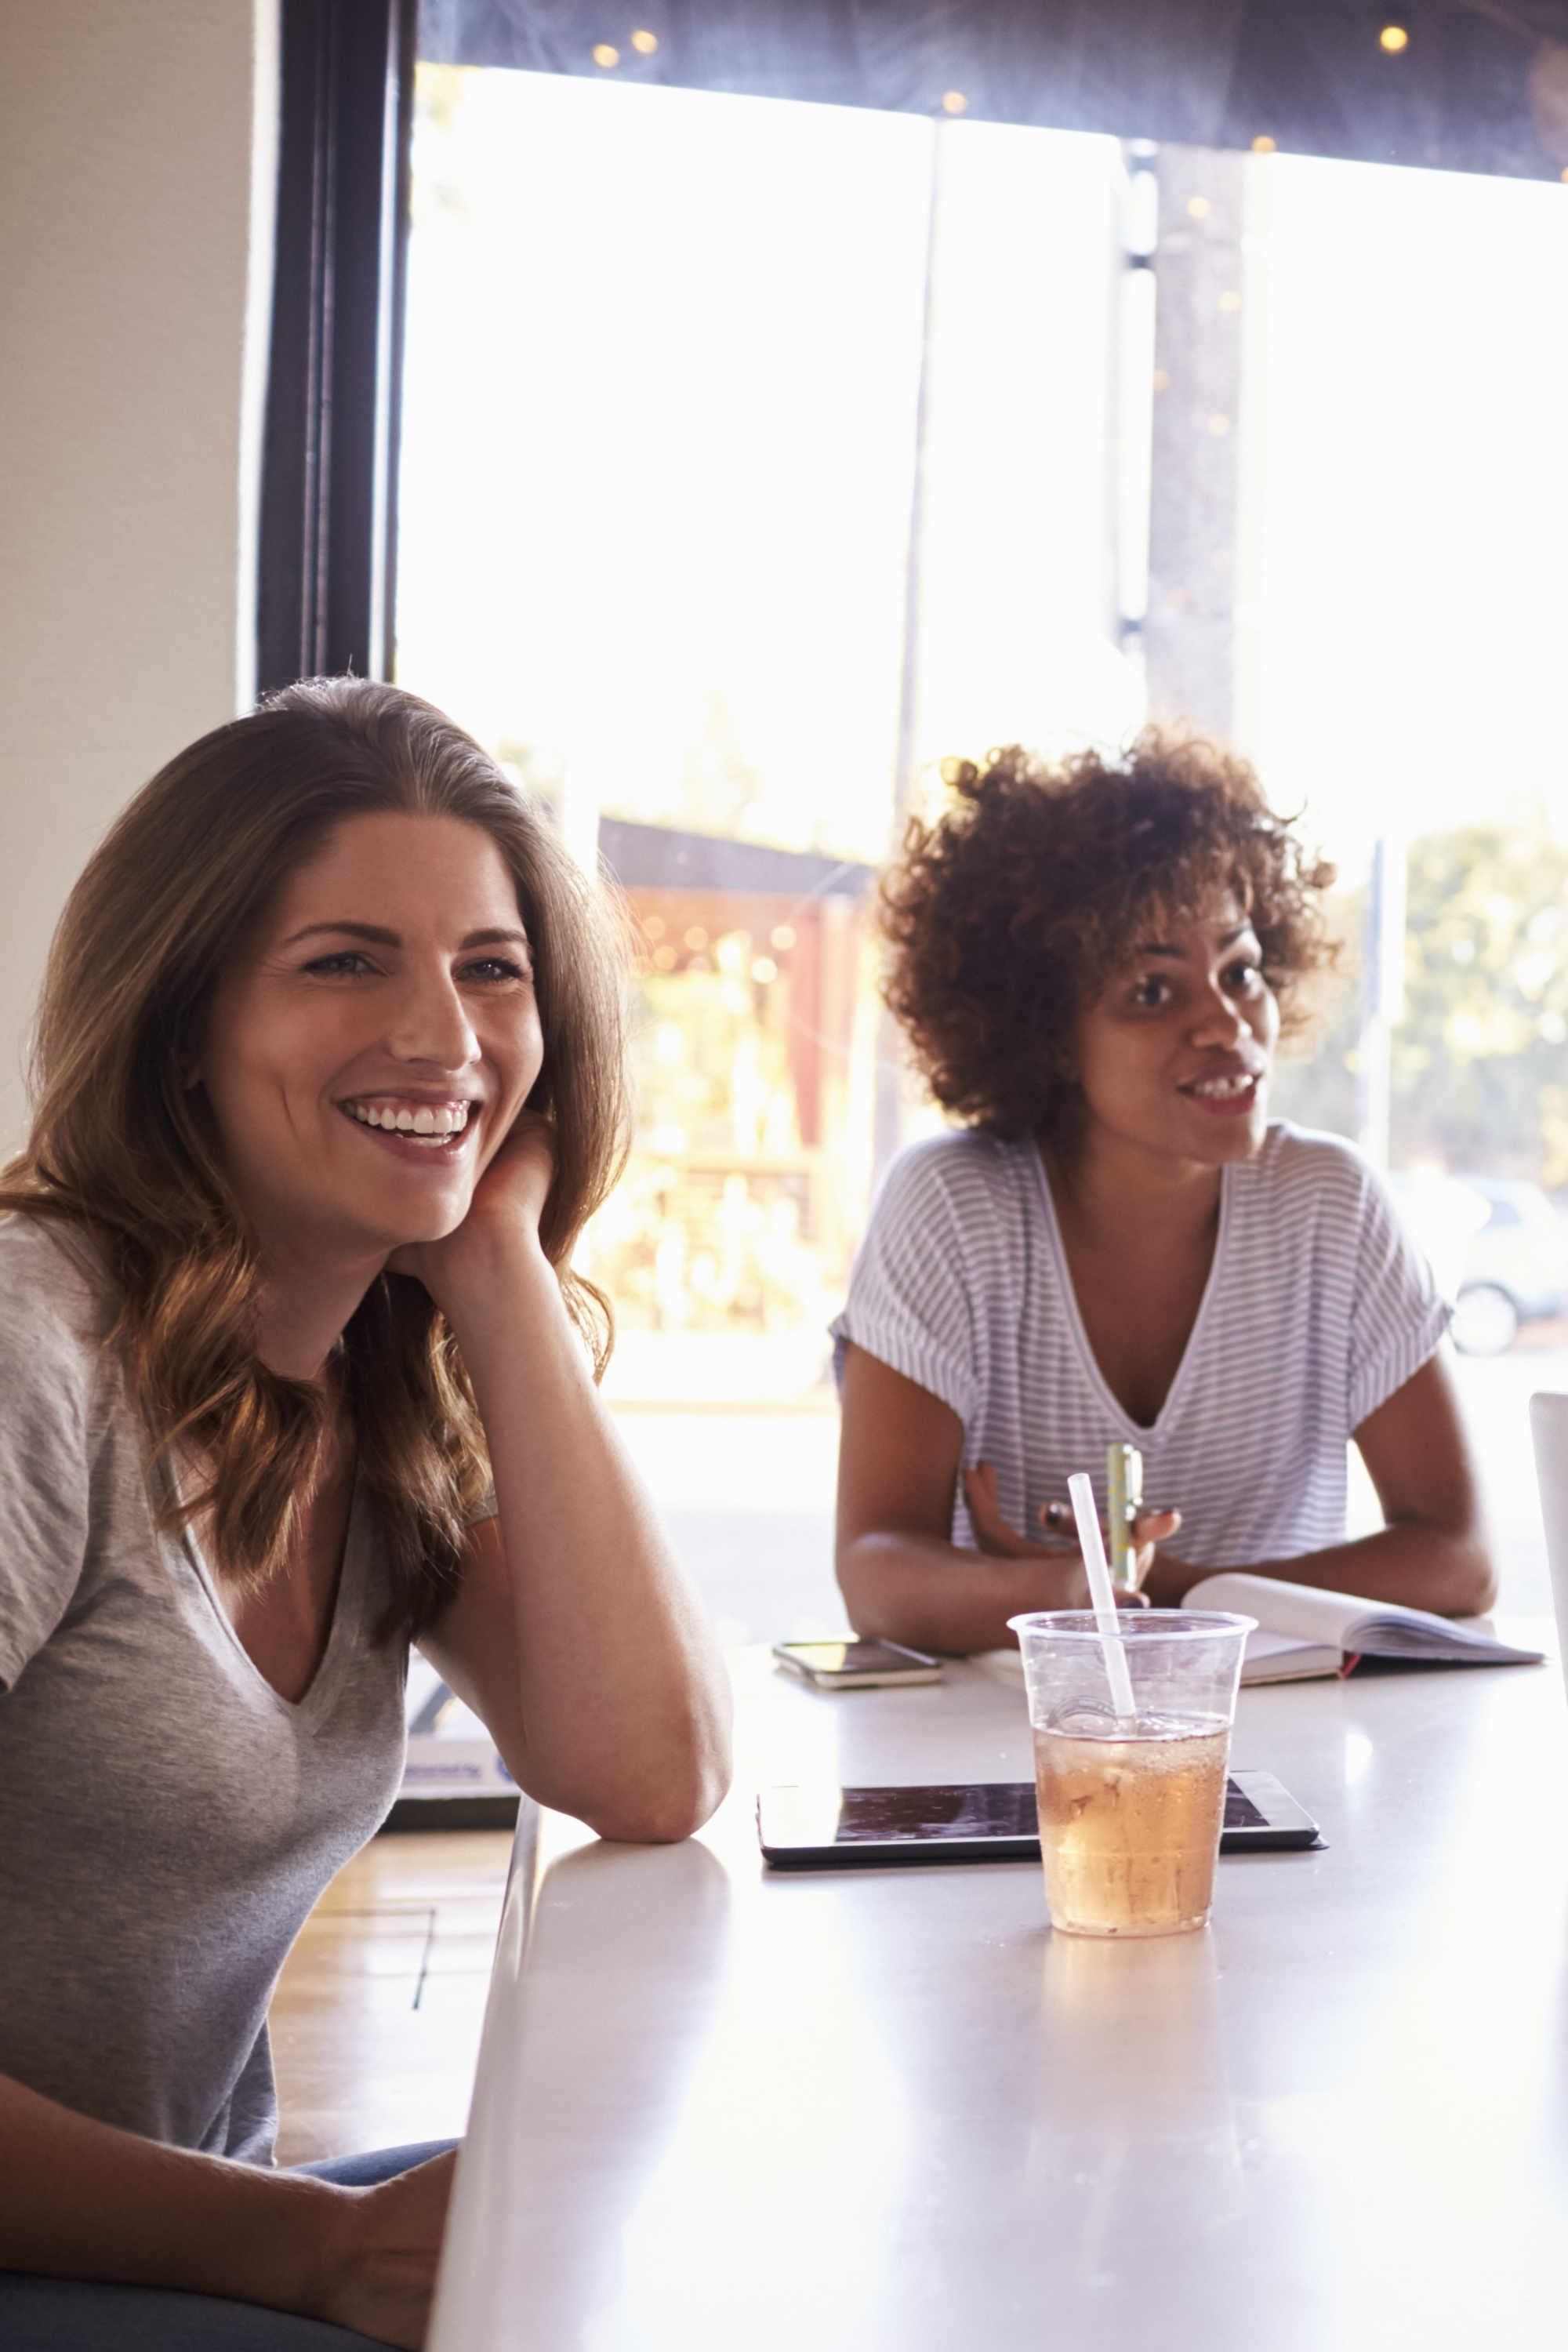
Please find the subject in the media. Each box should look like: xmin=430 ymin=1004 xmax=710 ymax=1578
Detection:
xmin=880 ymin=729 xmax=1338 ymax=1151
xmin=0 ymin=679 xmax=631 ymax=1639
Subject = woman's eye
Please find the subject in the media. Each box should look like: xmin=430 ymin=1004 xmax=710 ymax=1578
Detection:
xmin=459 ymin=956 xmax=530 ymax=984
xmin=1225 ymin=960 xmax=1264 ymax=992
xmin=1130 ymin=975 xmax=1171 ymax=1009
xmin=303 ymin=950 xmax=375 ymax=977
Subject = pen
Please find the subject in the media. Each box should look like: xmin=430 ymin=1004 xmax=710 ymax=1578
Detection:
xmin=1107 ymin=1441 xmax=1143 ymax=1591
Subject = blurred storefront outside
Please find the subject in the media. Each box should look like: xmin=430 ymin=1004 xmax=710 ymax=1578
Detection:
xmin=579 ymin=819 xmax=880 ymax=1405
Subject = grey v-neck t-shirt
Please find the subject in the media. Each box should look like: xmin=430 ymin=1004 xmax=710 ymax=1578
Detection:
xmin=832 ymin=1122 xmax=1449 ymax=1566
xmin=0 ymin=1216 xmax=410 ymax=2164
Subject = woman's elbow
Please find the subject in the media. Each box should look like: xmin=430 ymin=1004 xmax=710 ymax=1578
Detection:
xmin=1433 ymin=1532 xmax=1497 ymax=1618
xmin=1456 ymin=1545 xmax=1499 ymax=1618
xmin=583 ymin=1733 xmax=733 ymax=1847
xmin=587 ymin=1784 xmax=725 ymax=1847
xmin=835 ymin=1535 xmax=909 ymax=1644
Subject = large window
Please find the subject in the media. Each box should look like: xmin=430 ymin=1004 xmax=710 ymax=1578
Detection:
xmin=395 ymin=59 xmax=1568 ymax=1616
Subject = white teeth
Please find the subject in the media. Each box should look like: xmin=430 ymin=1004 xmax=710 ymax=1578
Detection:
xmin=347 ymin=1099 xmax=471 ymax=1138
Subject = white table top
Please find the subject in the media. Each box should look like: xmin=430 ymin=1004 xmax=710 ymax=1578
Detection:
xmin=430 ymin=1628 xmax=1568 ymax=2352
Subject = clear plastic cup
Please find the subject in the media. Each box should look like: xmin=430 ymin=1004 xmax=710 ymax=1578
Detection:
xmin=1007 ymin=1610 xmax=1256 ymax=1937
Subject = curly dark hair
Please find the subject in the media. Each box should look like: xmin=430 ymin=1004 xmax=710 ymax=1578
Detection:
xmin=880 ymin=729 xmax=1338 ymax=1147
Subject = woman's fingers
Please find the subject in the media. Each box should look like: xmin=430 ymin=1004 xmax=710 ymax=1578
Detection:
xmin=1036 ymin=1501 xmax=1181 ymax=1548
xmin=1134 ymin=1507 xmax=1181 ymax=1544
xmin=1033 ymin=1499 xmax=1181 ymax=1594
xmin=1127 ymin=1508 xmax=1181 ymax=1592
xmin=963 ymin=1465 xmax=1039 ymax=1558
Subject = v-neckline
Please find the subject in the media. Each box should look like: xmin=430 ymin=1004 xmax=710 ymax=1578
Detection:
xmin=170 ymin=1463 xmax=367 ymax=1722
xmin=1031 ymin=1148 xmax=1233 ymax=1439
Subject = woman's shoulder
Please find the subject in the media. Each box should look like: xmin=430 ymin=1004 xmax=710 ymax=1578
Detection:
xmin=1237 ymin=1123 xmax=1418 ymax=1289
xmin=0 ymin=1213 xmax=115 ymax=1383
xmin=1245 ymin=1121 xmax=1382 ymax=1212
xmin=876 ymin=1127 xmax=1040 ymax=1220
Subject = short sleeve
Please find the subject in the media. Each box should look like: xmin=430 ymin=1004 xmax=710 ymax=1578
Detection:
xmin=1347 ymin=1168 xmax=1451 ymax=1430
xmin=830 ymin=1142 xmax=985 ymax=1425
xmin=0 ymin=1223 xmax=96 ymax=1691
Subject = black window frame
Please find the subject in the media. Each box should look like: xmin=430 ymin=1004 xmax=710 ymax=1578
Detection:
xmin=257 ymin=0 xmax=417 ymax=694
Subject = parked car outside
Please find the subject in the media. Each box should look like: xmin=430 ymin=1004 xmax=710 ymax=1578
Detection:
xmin=1390 ymin=1171 xmax=1568 ymax=1355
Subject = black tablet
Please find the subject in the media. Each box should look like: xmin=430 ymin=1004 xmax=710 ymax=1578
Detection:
xmin=757 ymin=1773 xmax=1322 ymax=1868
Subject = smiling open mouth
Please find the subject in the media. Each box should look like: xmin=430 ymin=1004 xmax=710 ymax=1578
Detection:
xmin=339 ymin=1097 xmax=476 ymax=1148
xmin=1180 ymin=1068 xmax=1263 ymax=1112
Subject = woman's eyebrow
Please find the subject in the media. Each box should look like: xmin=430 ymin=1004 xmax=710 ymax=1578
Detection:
xmin=277 ymin=921 xmax=531 ymax=950
xmin=281 ymin=920 xmax=399 ymax=948
xmin=1130 ymin=924 xmax=1258 ymax=960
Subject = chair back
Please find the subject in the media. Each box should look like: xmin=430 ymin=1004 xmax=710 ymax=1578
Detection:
xmin=1529 ymin=1391 xmax=1568 ymax=1681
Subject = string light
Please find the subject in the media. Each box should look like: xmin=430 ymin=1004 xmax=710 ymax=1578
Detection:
xmin=940 ymin=90 xmax=967 ymax=114
xmin=591 ymin=42 xmax=619 ymax=67
xmin=1379 ymin=24 xmax=1409 ymax=51
xmin=1218 ymin=290 xmax=1241 ymax=313
xmin=631 ymin=28 xmax=659 ymax=53
xmin=1207 ymin=413 xmax=1232 ymax=437
xmin=1187 ymin=194 xmax=1211 ymax=219
xmin=1251 ymin=134 xmax=1276 ymax=154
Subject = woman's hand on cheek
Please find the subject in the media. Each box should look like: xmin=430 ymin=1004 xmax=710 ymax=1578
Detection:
xmin=389 ymin=1108 xmax=557 ymax=1307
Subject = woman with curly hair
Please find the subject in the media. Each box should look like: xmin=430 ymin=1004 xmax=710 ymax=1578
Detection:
xmin=0 ymin=681 xmax=729 ymax=2347
xmin=833 ymin=731 xmax=1493 ymax=1655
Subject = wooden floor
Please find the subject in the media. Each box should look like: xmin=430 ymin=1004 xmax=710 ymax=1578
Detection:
xmin=268 ymin=1831 xmax=513 ymax=2165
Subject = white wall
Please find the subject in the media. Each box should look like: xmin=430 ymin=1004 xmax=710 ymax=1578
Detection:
xmin=0 ymin=0 xmax=276 ymax=1144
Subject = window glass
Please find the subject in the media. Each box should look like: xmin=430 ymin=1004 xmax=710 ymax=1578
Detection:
xmin=397 ymin=65 xmax=1568 ymax=1616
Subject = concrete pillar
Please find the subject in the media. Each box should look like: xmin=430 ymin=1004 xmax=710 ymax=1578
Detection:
xmin=1143 ymin=143 xmax=1247 ymax=739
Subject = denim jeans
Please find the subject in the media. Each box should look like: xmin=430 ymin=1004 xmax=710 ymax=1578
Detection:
xmin=0 ymin=2141 xmax=457 ymax=2350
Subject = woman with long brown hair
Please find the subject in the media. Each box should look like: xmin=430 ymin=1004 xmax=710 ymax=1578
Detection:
xmin=0 ymin=679 xmax=731 ymax=2348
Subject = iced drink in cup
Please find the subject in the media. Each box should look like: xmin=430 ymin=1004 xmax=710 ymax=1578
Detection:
xmin=1007 ymin=1610 xmax=1254 ymax=1937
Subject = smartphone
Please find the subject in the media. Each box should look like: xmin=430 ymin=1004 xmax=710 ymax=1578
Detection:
xmin=757 ymin=1773 xmax=1322 ymax=1867
xmin=771 ymin=1639 xmax=945 ymax=1691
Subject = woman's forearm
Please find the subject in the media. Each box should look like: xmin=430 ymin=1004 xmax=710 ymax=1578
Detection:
xmin=838 ymin=1530 xmax=1088 ymax=1654
xmin=0 ymin=2071 xmax=339 ymax=2309
xmin=436 ymin=1235 xmax=731 ymax=1842
xmin=1146 ymin=1520 xmax=1497 ymax=1616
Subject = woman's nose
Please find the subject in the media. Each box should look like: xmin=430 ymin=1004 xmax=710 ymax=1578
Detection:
xmin=1190 ymin=985 xmax=1247 ymax=1045
xmin=385 ymin=972 xmax=481 ymax=1070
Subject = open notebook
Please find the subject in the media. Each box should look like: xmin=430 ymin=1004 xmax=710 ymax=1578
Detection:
xmin=1183 ymin=1572 xmax=1544 ymax=1684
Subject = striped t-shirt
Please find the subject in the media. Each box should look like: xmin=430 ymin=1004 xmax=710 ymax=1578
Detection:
xmin=831 ymin=1122 xmax=1448 ymax=1570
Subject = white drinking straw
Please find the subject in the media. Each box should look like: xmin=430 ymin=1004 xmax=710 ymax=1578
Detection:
xmin=1068 ymin=1470 xmax=1138 ymax=1727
